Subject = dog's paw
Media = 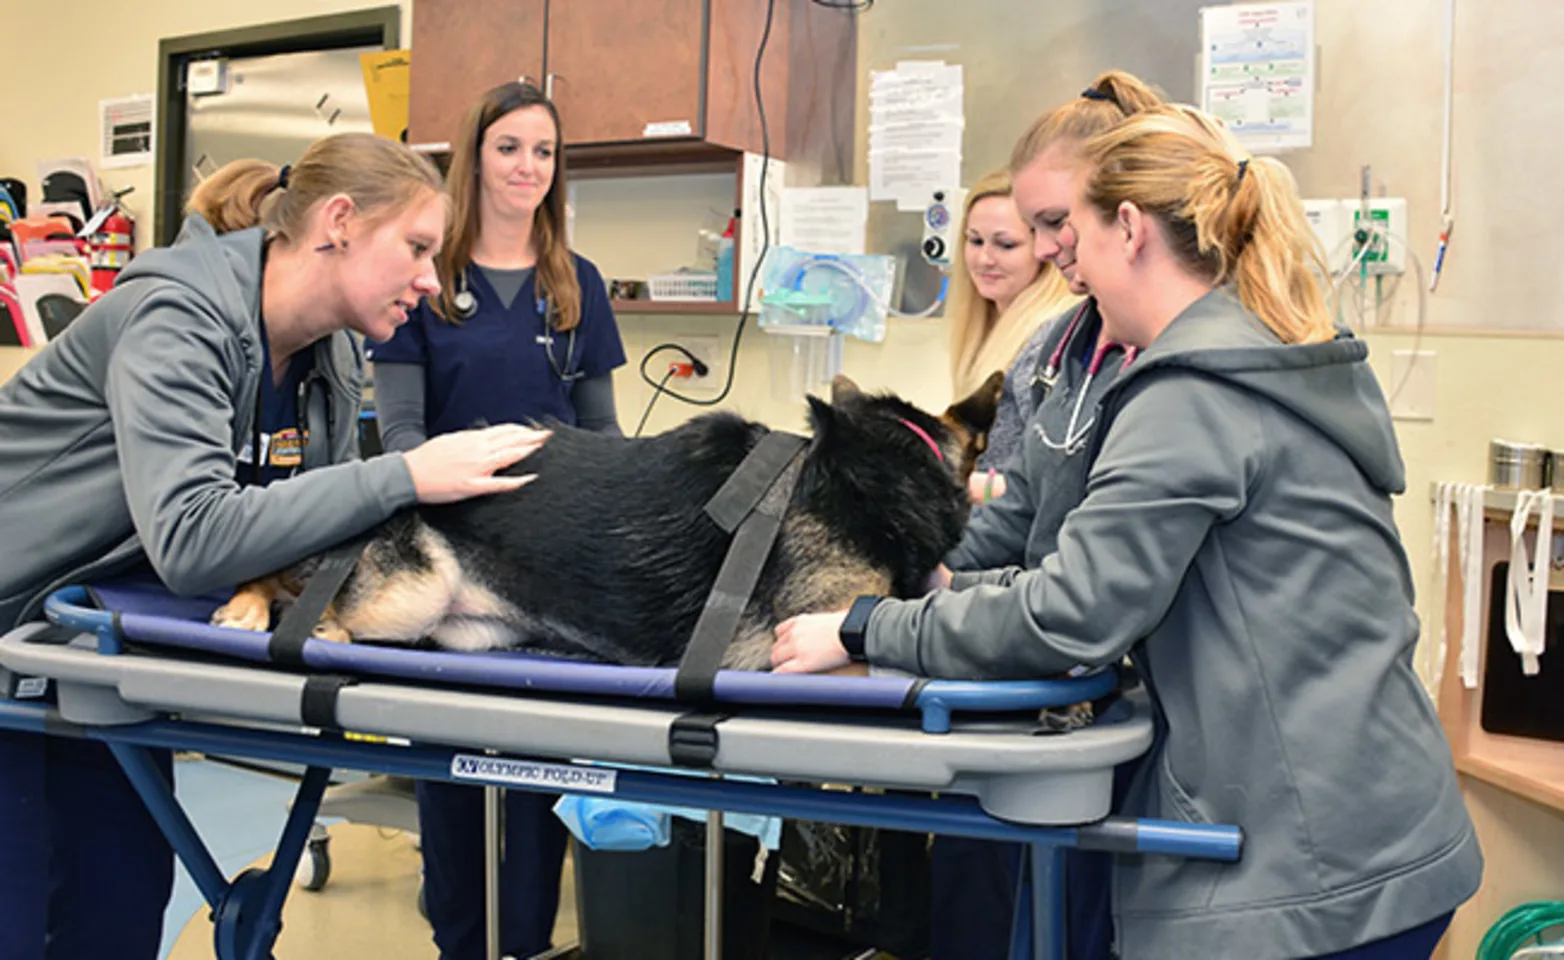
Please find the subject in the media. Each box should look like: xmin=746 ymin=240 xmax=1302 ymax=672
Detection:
xmin=211 ymin=594 xmax=272 ymax=633
xmin=312 ymin=617 xmax=352 ymax=644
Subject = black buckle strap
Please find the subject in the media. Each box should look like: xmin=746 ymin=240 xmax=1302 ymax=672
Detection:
xmin=300 ymin=674 xmax=358 ymax=732
xmin=668 ymin=710 xmax=732 ymax=768
xmin=673 ymin=432 xmax=808 ymax=704
xmin=266 ymin=538 xmax=367 ymax=667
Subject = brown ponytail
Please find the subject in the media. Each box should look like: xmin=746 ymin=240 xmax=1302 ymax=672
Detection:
xmin=185 ymin=160 xmax=283 ymax=234
xmin=1080 ymin=105 xmax=1333 ymax=344
xmin=185 ymin=133 xmax=443 ymax=241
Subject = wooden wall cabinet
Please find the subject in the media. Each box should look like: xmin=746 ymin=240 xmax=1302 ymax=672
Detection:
xmin=407 ymin=0 xmax=547 ymax=151
xmin=407 ymin=0 xmax=856 ymax=171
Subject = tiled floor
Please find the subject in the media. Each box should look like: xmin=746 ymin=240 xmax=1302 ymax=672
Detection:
xmin=158 ymin=756 xmax=880 ymax=960
xmin=159 ymin=757 xmax=577 ymax=960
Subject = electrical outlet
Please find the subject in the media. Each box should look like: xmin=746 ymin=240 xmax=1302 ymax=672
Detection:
xmin=671 ymin=335 xmax=721 ymax=387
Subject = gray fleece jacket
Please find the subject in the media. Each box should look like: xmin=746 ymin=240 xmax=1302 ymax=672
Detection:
xmin=0 ymin=215 xmax=417 ymax=629
xmin=868 ymin=289 xmax=1481 ymax=958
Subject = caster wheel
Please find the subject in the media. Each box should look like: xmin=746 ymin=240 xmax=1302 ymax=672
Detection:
xmin=296 ymin=837 xmax=332 ymax=891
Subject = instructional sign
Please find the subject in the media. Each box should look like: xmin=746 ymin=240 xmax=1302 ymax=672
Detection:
xmin=1200 ymin=2 xmax=1315 ymax=153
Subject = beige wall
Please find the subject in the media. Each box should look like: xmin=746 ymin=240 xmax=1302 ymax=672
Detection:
xmin=0 ymin=1 xmax=411 ymax=240
xmin=5 ymin=0 xmax=1564 ymax=949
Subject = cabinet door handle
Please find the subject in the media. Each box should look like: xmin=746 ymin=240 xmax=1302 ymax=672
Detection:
xmin=545 ymin=72 xmax=559 ymax=100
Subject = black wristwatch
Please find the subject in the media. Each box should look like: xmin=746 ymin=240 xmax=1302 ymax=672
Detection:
xmin=838 ymin=596 xmax=882 ymax=662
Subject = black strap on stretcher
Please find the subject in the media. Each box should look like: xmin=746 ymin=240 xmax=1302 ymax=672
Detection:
xmin=266 ymin=537 xmax=367 ymax=730
xmin=669 ymin=431 xmax=808 ymax=767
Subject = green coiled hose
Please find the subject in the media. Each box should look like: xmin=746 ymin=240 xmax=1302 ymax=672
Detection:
xmin=1477 ymin=901 xmax=1564 ymax=960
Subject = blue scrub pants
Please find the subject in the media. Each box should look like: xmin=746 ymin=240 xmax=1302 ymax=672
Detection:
xmin=929 ymin=839 xmax=1114 ymax=960
xmin=415 ymin=780 xmax=570 ymax=960
xmin=1315 ymin=912 xmax=1454 ymax=960
xmin=0 ymin=728 xmax=174 ymax=960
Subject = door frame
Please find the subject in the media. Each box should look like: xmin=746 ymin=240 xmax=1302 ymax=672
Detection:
xmin=154 ymin=7 xmax=400 ymax=247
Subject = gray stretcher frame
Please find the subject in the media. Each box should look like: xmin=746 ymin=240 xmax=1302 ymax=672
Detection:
xmin=0 ymin=627 xmax=1152 ymax=825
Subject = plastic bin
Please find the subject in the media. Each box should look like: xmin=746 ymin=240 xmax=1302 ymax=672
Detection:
xmin=647 ymin=272 xmax=719 ymax=302
xmin=573 ymin=818 xmax=781 ymax=960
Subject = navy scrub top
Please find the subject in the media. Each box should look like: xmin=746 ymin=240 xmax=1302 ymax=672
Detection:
xmin=366 ymin=253 xmax=626 ymax=436
xmin=238 ymin=323 xmax=315 ymax=487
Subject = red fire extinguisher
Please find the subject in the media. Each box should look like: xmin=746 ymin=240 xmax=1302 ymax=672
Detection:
xmin=88 ymin=190 xmax=136 ymax=298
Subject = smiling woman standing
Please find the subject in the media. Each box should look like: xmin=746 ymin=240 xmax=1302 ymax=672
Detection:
xmin=366 ymin=81 xmax=626 ymax=960
xmin=947 ymin=168 xmax=1078 ymax=474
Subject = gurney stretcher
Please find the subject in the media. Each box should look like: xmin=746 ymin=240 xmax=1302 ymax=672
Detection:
xmin=0 ymin=581 xmax=1243 ymax=960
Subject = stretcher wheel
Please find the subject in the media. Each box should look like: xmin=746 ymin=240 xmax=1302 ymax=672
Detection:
xmin=296 ymin=837 xmax=332 ymax=891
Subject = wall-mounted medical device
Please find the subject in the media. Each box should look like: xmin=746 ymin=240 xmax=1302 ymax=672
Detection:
xmin=920 ymin=187 xmax=966 ymax=268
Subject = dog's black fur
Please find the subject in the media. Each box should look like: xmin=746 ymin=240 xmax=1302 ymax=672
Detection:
xmin=215 ymin=374 xmax=1002 ymax=669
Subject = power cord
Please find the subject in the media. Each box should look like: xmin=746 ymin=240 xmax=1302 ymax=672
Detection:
xmin=634 ymin=368 xmax=678 ymax=437
xmin=632 ymin=0 xmax=777 ymax=431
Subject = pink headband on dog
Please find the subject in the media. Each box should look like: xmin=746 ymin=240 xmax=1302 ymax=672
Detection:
xmin=898 ymin=418 xmax=945 ymax=464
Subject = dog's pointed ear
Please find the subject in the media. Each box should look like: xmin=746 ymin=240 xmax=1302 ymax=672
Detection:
xmin=806 ymin=394 xmax=835 ymax=436
xmin=944 ymin=370 xmax=1004 ymax=434
xmin=830 ymin=374 xmax=862 ymax=406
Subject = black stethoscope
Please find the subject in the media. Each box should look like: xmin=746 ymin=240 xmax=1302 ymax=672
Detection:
xmin=1030 ymin=302 xmax=1138 ymax=456
xmin=451 ymin=266 xmax=583 ymax=383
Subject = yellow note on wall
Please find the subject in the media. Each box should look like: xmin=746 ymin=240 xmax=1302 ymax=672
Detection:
xmin=361 ymin=49 xmax=412 ymax=143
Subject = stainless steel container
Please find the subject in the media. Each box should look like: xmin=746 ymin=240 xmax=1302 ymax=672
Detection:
xmin=1488 ymin=439 xmax=1549 ymax=489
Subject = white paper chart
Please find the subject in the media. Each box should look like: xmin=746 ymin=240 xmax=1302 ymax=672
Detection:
xmin=868 ymin=61 xmax=964 ymax=212
xmin=1200 ymin=2 xmax=1315 ymax=153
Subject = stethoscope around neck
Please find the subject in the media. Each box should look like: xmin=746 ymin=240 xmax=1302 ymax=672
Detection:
xmin=1031 ymin=301 xmax=1139 ymax=456
xmin=451 ymin=265 xmax=582 ymax=383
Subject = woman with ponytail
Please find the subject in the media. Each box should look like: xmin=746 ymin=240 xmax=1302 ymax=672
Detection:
xmin=365 ymin=81 xmax=625 ymax=960
xmin=928 ymin=69 xmax=1164 ymax=960
xmin=0 ymin=132 xmax=549 ymax=960
xmin=774 ymin=102 xmax=1482 ymax=959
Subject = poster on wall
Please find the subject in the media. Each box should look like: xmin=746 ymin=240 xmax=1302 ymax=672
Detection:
xmin=1200 ymin=1 xmax=1315 ymax=153
xmin=100 ymin=95 xmax=155 ymax=169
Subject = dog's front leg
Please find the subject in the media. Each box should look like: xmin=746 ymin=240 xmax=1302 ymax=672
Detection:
xmin=211 ymin=577 xmax=286 ymax=633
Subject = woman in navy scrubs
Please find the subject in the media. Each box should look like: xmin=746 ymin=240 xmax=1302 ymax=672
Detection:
xmin=368 ymin=81 xmax=626 ymax=959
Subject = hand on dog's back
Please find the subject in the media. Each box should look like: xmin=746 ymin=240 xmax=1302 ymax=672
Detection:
xmin=401 ymin=424 xmax=552 ymax=504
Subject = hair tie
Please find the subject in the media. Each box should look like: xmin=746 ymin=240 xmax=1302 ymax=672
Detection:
xmin=275 ymin=164 xmax=292 ymax=191
xmin=1080 ymin=87 xmax=1113 ymax=102
xmin=1235 ymin=158 xmax=1250 ymax=185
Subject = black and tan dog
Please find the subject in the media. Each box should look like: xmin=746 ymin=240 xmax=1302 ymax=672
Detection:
xmin=211 ymin=374 xmax=1002 ymax=670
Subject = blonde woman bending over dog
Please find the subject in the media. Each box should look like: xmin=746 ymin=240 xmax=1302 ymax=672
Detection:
xmin=0 ymin=132 xmax=547 ymax=960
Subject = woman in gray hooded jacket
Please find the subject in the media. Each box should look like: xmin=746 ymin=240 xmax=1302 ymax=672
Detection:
xmin=0 ymin=133 xmax=548 ymax=960
xmin=772 ymin=105 xmax=1481 ymax=959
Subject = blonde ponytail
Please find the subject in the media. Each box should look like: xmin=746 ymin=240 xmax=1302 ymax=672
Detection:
xmin=1080 ymin=106 xmax=1333 ymax=344
xmin=1010 ymin=70 xmax=1166 ymax=172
